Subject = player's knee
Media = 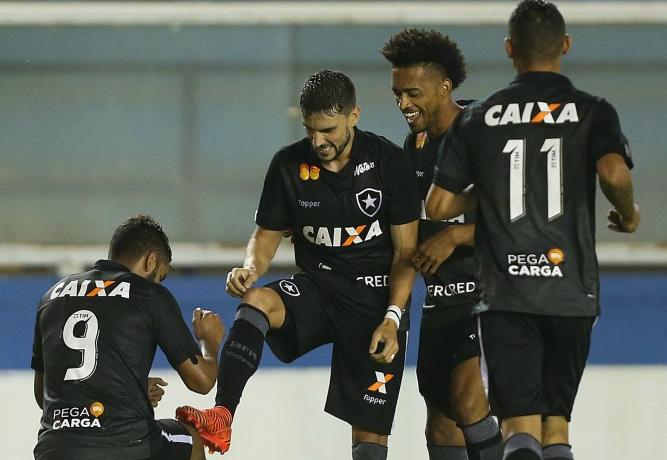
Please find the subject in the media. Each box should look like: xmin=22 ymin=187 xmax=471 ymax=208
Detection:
xmin=242 ymin=287 xmax=281 ymax=317
xmin=451 ymin=387 xmax=487 ymax=425
xmin=542 ymin=416 xmax=569 ymax=445
xmin=424 ymin=410 xmax=463 ymax=446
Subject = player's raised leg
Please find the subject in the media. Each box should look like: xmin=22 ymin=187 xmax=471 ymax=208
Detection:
xmin=177 ymin=280 xmax=286 ymax=454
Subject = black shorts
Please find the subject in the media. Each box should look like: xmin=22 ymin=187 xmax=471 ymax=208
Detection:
xmin=479 ymin=311 xmax=594 ymax=421
xmin=149 ymin=419 xmax=194 ymax=460
xmin=33 ymin=419 xmax=193 ymax=460
xmin=264 ymin=271 xmax=407 ymax=435
xmin=417 ymin=304 xmax=480 ymax=418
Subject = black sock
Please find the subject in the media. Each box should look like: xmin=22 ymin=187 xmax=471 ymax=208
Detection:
xmin=504 ymin=433 xmax=542 ymax=460
xmin=214 ymin=304 xmax=269 ymax=414
xmin=351 ymin=442 xmax=388 ymax=460
xmin=459 ymin=413 xmax=502 ymax=460
xmin=542 ymin=443 xmax=573 ymax=460
xmin=426 ymin=444 xmax=468 ymax=459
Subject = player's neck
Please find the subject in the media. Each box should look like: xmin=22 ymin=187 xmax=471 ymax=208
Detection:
xmin=515 ymin=59 xmax=562 ymax=74
xmin=427 ymin=99 xmax=462 ymax=139
xmin=321 ymin=129 xmax=355 ymax=173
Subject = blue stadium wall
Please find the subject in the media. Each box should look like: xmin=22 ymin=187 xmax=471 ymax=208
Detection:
xmin=4 ymin=271 xmax=665 ymax=370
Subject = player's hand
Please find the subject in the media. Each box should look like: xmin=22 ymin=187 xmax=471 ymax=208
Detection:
xmin=226 ymin=267 xmax=259 ymax=297
xmin=412 ymin=229 xmax=456 ymax=275
xmin=192 ymin=308 xmax=224 ymax=346
xmin=607 ymin=204 xmax=640 ymax=233
xmin=147 ymin=377 xmax=168 ymax=407
xmin=369 ymin=319 xmax=399 ymax=364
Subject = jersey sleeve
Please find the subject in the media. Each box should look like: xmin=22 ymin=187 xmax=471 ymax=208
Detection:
xmin=255 ymin=151 xmax=293 ymax=230
xmin=30 ymin=308 xmax=44 ymax=372
xmin=149 ymin=285 xmax=202 ymax=369
xmin=384 ymin=145 xmax=421 ymax=225
xmin=433 ymin=112 xmax=473 ymax=193
xmin=588 ymin=98 xmax=633 ymax=168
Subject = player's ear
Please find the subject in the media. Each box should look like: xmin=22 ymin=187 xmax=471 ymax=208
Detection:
xmin=504 ymin=37 xmax=514 ymax=59
xmin=145 ymin=251 xmax=158 ymax=273
xmin=348 ymin=105 xmax=361 ymax=128
xmin=441 ymin=78 xmax=453 ymax=98
xmin=562 ymin=34 xmax=572 ymax=55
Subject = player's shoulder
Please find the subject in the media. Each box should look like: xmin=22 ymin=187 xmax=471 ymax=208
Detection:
xmin=356 ymin=128 xmax=403 ymax=159
xmin=272 ymin=138 xmax=312 ymax=164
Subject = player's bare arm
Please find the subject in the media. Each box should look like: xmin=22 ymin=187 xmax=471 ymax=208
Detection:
xmin=370 ymin=220 xmax=418 ymax=364
xmin=597 ymin=153 xmax=640 ymax=233
xmin=425 ymin=183 xmax=472 ymax=221
xmin=226 ymin=227 xmax=284 ymax=297
xmin=176 ymin=308 xmax=223 ymax=394
xmin=33 ymin=371 xmax=44 ymax=409
xmin=413 ymin=223 xmax=475 ymax=275
xmin=147 ymin=377 xmax=168 ymax=407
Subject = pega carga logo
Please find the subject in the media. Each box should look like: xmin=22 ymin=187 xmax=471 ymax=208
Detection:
xmin=485 ymin=102 xmax=579 ymax=126
xmin=302 ymin=220 xmax=383 ymax=247
xmin=507 ymin=248 xmax=565 ymax=277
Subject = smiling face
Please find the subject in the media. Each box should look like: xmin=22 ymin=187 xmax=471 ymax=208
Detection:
xmin=391 ymin=64 xmax=450 ymax=134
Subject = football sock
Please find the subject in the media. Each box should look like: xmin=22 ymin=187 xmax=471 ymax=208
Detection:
xmin=459 ymin=413 xmax=502 ymax=460
xmin=543 ymin=443 xmax=574 ymax=460
xmin=214 ymin=304 xmax=269 ymax=414
xmin=427 ymin=444 xmax=469 ymax=460
xmin=503 ymin=433 xmax=543 ymax=460
xmin=352 ymin=442 xmax=388 ymax=460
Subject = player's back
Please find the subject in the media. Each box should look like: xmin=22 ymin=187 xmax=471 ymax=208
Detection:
xmin=32 ymin=259 xmax=188 ymax=458
xmin=443 ymin=72 xmax=631 ymax=316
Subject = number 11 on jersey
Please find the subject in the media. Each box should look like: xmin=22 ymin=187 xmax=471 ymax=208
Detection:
xmin=503 ymin=138 xmax=563 ymax=222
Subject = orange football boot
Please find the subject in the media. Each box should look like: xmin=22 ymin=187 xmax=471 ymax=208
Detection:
xmin=176 ymin=405 xmax=233 ymax=454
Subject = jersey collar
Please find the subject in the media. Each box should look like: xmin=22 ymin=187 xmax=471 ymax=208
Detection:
xmin=511 ymin=71 xmax=573 ymax=88
xmin=90 ymin=259 xmax=131 ymax=273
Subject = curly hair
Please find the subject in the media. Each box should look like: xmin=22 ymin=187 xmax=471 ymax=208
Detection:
xmin=509 ymin=0 xmax=566 ymax=63
xmin=300 ymin=70 xmax=356 ymax=118
xmin=381 ymin=28 xmax=467 ymax=89
xmin=108 ymin=214 xmax=172 ymax=263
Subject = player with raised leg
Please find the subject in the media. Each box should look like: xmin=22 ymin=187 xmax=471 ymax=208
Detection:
xmin=176 ymin=70 xmax=420 ymax=459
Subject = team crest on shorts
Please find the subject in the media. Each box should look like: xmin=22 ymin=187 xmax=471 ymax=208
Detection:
xmin=279 ymin=280 xmax=300 ymax=296
xmin=355 ymin=188 xmax=382 ymax=218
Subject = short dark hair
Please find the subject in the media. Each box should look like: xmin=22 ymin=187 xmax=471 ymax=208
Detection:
xmin=108 ymin=215 xmax=172 ymax=264
xmin=509 ymin=0 xmax=566 ymax=63
xmin=381 ymin=28 xmax=467 ymax=89
xmin=299 ymin=70 xmax=356 ymax=118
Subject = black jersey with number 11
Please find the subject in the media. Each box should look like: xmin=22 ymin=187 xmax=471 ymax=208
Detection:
xmin=434 ymin=72 xmax=632 ymax=317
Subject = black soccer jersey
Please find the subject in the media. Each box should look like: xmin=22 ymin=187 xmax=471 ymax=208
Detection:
xmin=256 ymin=127 xmax=420 ymax=282
xmin=434 ymin=72 xmax=633 ymax=316
xmin=405 ymin=129 xmax=478 ymax=310
xmin=31 ymin=260 xmax=201 ymax=458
